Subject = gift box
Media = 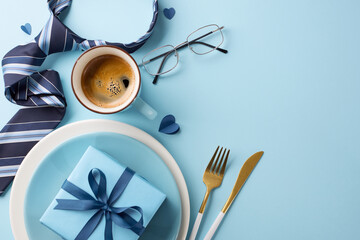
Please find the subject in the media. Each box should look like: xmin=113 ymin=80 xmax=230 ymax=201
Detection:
xmin=40 ymin=146 xmax=166 ymax=240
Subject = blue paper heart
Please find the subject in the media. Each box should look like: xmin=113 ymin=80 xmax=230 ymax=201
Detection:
xmin=159 ymin=114 xmax=180 ymax=134
xmin=20 ymin=23 xmax=32 ymax=35
xmin=163 ymin=8 xmax=176 ymax=20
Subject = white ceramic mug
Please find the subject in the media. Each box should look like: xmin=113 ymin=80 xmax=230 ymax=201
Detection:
xmin=71 ymin=46 xmax=157 ymax=120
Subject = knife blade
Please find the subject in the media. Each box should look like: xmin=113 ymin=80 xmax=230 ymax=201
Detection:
xmin=222 ymin=151 xmax=263 ymax=213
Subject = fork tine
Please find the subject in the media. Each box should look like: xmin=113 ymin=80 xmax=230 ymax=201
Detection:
xmin=215 ymin=148 xmax=227 ymax=174
xmin=206 ymin=146 xmax=219 ymax=172
xmin=211 ymin=147 xmax=223 ymax=173
xmin=220 ymin=149 xmax=230 ymax=176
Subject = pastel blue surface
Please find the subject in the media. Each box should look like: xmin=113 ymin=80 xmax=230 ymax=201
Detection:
xmin=40 ymin=146 xmax=166 ymax=240
xmin=24 ymin=133 xmax=181 ymax=240
xmin=1 ymin=0 xmax=360 ymax=240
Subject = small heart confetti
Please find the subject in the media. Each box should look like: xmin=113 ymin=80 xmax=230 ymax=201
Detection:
xmin=159 ymin=114 xmax=180 ymax=134
xmin=163 ymin=8 xmax=176 ymax=20
xmin=20 ymin=23 xmax=32 ymax=35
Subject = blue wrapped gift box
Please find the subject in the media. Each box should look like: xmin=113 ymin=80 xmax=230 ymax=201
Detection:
xmin=40 ymin=146 xmax=166 ymax=240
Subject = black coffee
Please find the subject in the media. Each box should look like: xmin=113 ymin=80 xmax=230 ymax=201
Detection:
xmin=81 ymin=55 xmax=135 ymax=108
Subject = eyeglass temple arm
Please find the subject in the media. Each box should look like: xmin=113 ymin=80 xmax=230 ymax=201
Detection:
xmin=144 ymin=42 xmax=186 ymax=64
xmin=151 ymin=42 xmax=227 ymax=84
xmin=152 ymin=43 xmax=227 ymax=84
xmin=175 ymin=41 xmax=227 ymax=54
xmin=185 ymin=25 xmax=225 ymax=45
xmin=153 ymin=51 xmax=173 ymax=84
xmin=144 ymin=40 xmax=227 ymax=65
xmin=144 ymin=27 xmax=226 ymax=64
xmin=188 ymin=41 xmax=228 ymax=53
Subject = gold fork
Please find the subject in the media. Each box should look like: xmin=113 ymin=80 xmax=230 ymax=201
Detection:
xmin=188 ymin=146 xmax=230 ymax=240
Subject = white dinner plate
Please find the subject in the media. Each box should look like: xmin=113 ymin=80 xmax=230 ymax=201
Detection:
xmin=10 ymin=119 xmax=190 ymax=240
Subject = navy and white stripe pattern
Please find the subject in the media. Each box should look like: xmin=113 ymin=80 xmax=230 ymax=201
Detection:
xmin=0 ymin=0 xmax=158 ymax=195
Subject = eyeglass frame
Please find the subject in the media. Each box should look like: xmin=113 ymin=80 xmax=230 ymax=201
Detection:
xmin=142 ymin=24 xmax=228 ymax=84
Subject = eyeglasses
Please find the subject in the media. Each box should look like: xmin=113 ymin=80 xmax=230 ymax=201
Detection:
xmin=142 ymin=24 xmax=228 ymax=84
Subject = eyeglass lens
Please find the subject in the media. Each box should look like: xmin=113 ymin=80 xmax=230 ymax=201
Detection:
xmin=142 ymin=45 xmax=179 ymax=76
xmin=187 ymin=25 xmax=223 ymax=55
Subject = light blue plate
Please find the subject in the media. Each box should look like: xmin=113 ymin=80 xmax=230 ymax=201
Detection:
xmin=24 ymin=132 xmax=181 ymax=240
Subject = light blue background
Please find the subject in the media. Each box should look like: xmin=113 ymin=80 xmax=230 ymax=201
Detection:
xmin=1 ymin=0 xmax=360 ymax=239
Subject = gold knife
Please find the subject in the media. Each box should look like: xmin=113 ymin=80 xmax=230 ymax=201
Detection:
xmin=203 ymin=151 xmax=264 ymax=240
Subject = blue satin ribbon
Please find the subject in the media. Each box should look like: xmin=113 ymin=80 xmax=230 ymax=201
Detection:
xmin=55 ymin=168 xmax=145 ymax=240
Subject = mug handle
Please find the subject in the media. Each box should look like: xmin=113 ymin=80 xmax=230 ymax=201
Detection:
xmin=132 ymin=97 xmax=157 ymax=120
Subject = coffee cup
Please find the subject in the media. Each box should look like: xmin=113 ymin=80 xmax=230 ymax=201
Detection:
xmin=71 ymin=45 xmax=157 ymax=120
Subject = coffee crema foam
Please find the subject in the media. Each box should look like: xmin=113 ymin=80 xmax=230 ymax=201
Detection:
xmin=81 ymin=55 xmax=135 ymax=108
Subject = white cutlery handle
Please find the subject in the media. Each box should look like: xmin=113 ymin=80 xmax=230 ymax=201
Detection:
xmin=188 ymin=212 xmax=203 ymax=240
xmin=203 ymin=212 xmax=225 ymax=240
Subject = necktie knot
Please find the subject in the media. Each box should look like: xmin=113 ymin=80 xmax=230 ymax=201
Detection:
xmin=35 ymin=14 xmax=84 ymax=56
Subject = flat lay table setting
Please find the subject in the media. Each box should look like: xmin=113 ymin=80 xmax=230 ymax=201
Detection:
xmin=1 ymin=0 xmax=360 ymax=239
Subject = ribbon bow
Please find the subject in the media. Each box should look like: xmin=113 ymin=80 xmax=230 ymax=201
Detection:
xmin=55 ymin=168 xmax=145 ymax=240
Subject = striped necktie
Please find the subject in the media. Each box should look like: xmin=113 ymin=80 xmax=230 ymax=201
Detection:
xmin=0 ymin=0 xmax=158 ymax=195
